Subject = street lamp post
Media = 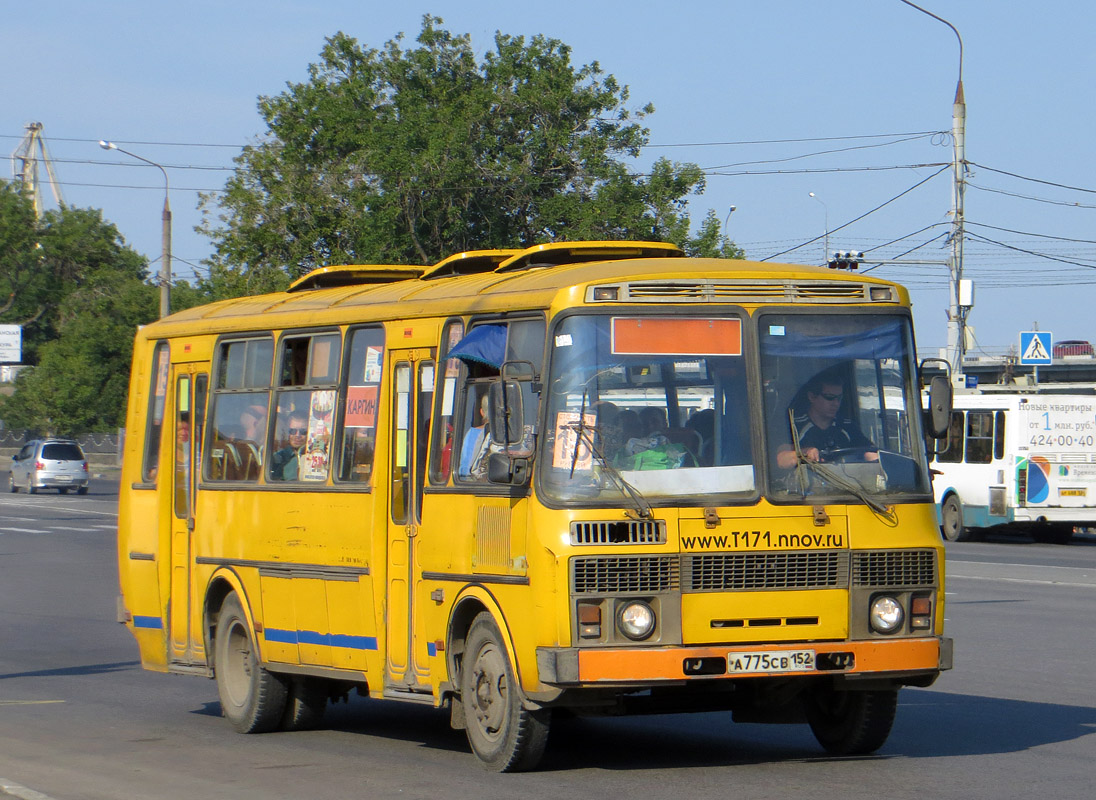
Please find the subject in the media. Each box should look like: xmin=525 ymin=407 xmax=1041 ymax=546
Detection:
xmin=899 ymin=0 xmax=966 ymax=374
xmin=99 ymin=140 xmax=172 ymax=318
xmin=808 ymin=192 xmax=829 ymax=264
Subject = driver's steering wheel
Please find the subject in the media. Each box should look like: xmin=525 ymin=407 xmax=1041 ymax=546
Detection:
xmin=818 ymin=445 xmax=873 ymax=463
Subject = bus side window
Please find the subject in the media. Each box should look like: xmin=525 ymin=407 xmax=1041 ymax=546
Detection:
xmin=271 ymin=331 xmax=340 ymax=483
xmin=937 ymin=411 xmax=964 ymax=463
xmin=993 ymin=410 xmax=1006 ymax=460
xmin=142 ymin=342 xmax=170 ymax=483
xmin=965 ymin=410 xmax=994 ymax=464
xmin=337 ymin=326 xmax=384 ymax=484
xmin=205 ymin=337 xmax=273 ymax=482
xmin=430 ymin=319 xmax=464 ymax=485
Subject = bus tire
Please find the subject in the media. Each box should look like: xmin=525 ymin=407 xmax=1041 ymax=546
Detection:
xmin=806 ymin=687 xmax=897 ymax=756
xmin=281 ymin=677 xmax=327 ymax=731
xmin=941 ymin=495 xmax=969 ymax=542
xmin=214 ymin=593 xmax=288 ymax=733
xmin=460 ymin=612 xmax=550 ymax=772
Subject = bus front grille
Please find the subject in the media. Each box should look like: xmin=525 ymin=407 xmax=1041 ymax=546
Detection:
xmin=683 ymin=551 xmax=848 ymax=591
xmin=570 ymin=520 xmax=667 ymax=545
xmin=571 ymin=555 xmax=679 ymax=594
xmin=851 ymin=549 xmax=937 ymax=587
xmin=618 ymin=280 xmax=872 ymax=304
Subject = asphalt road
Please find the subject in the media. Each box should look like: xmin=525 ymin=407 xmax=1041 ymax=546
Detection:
xmin=2 ymin=476 xmax=1094 ymax=799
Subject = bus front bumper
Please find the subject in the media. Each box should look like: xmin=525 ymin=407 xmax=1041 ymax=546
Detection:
xmin=537 ymin=636 xmax=952 ymax=687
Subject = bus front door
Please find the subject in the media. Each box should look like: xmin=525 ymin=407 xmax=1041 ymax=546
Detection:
xmin=385 ymin=351 xmax=435 ymax=694
xmin=168 ymin=367 xmax=207 ymax=667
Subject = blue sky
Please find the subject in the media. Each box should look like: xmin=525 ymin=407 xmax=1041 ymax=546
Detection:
xmin=5 ymin=1 xmax=1095 ymax=356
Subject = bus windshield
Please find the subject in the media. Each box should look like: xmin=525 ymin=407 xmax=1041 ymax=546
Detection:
xmin=541 ymin=313 xmax=756 ymax=505
xmin=760 ymin=312 xmax=931 ymax=503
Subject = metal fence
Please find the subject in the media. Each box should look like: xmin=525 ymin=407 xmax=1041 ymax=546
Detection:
xmin=0 ymin=429 xmax=123 ymax=463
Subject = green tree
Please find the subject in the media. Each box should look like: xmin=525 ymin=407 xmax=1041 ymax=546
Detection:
xmin=0 ymin=183 xmax=159 ymax=434
xmin=200 ymin=16 xmax=739 ymax=295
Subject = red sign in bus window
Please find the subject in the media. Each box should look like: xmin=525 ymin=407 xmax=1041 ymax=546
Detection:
xmin=611 ymin=318 xmax=741 ymax=356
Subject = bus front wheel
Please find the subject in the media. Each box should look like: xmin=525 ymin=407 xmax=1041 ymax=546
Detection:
xmin=214 ymin=593 xmax=288 ymax=733
xmin=941 ymin=496 xmax=970 ymax=542
xmin=806 ymin=686 xmax=897 ymax=755
xmin=460 ymin=612 xmax=550 ymax=772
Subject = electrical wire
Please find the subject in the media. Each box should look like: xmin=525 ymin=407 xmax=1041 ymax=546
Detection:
xmin=759 ymin=165 xmax=950 ymax=261
xmin=968 ymin=162 xmax=1096 ymax=195
xmin=699 ymin=133 xmax=938 ymax=171
xmin=967 ymin=181 xmax=1096 ymax=209
xmin=964 ymin=231 xmax=1096 ymax=269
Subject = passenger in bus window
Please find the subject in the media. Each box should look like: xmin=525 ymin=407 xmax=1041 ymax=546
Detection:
xmin=240 ymin=404 xmax=266 ymax=443
xmin=271 ymin=411 xmax=308 ymax=480
xmin=776 ymin=371 xmax=878 ymax=468
xmin=458 ymin=392 xmax=493 ymax=480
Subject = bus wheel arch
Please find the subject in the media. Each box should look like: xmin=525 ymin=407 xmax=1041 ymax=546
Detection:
xmin=940 ymin=493 xmax=970 ymax=542
xmin=446 ymin=591 xmax=549 ymax=771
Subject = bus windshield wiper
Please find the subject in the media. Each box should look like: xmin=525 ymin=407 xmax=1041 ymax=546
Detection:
xmin=569 ymin=389 xmax=652 ymax=520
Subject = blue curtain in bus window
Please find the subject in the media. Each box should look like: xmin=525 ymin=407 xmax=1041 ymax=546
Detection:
xmin=762 ymin=319 xmax=907 ymax=360
xmin=448 ymin=324 xmax=506 ymax=368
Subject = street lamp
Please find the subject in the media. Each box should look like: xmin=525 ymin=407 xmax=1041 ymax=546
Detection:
xmin=899 ymin=0 xmax=966 ymax=373
xmin=808 ymin=192 xmax=829 ymax=264
xmin=99 ymin=140 xmax=172 ymax=318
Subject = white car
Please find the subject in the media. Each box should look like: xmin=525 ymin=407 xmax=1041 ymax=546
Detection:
xmin=9 ymin=438 xmax=89 ymax=495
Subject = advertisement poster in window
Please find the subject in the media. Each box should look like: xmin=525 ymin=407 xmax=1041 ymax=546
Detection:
xmin=302 ymin=390 xmax=335 ymax=481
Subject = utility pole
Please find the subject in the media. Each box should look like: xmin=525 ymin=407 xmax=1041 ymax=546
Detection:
xmin=900 ymin=1 xmax=966 ymax=375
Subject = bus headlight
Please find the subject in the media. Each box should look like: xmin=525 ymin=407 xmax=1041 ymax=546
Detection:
xmin=869 ymin=595 xmax=904 ymax=634
xmin=618 ymin=601 xmax=656 ymax=640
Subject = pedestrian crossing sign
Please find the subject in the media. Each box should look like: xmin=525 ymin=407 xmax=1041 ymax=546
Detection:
xmin=1019 ymin=331 xmax=1052 ymax=364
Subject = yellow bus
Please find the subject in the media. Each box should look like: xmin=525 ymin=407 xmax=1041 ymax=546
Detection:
xmin=117 ymin=241 xmax=953 ymax=771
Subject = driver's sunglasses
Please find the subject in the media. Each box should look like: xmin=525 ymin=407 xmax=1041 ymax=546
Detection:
xmin=819 ymin=392 xmax=842 ymax=402
xmin=287 ymin=427 xmax=308 ymax=435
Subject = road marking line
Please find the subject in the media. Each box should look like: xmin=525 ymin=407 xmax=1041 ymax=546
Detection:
xmin=0 ymin=499 xmax=117 ymax=517
xmin=0 ymin=777 xmax=60 ymax=800
xmin=0 ymin=527 xmax=40 ymax=534
xmin=0 ymin=700 xmax=65 ymax=706
xmin=949 ymin=573 xmax=1096 ymax=589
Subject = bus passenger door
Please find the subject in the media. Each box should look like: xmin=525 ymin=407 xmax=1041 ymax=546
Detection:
xmin=385 ymin=350 xmax=435 ymax=692
xmin=169 ymin=368 xmax=207 ymax=666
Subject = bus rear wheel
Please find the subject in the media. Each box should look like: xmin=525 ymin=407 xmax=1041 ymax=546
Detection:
xmin=806 ymin=686 xmax=897 ymax=756
xmin=460 ymin=612 xmax=550 ymax=772
xmin=941 ymin=495 xmax=969 ymax=542
xmin=214 ymin=594 xmax=287 ymax=733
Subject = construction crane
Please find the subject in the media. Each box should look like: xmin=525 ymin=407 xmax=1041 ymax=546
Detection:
xmin=10 ymin=121 xmax=64 ymax=217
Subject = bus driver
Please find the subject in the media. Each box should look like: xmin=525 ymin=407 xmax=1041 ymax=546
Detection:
xmin=776 ymin=371 xmax=878 ymax=468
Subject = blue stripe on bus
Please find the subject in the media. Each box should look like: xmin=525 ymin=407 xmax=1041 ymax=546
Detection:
xmin=133 ymin=616 xmax=163 ymax=629
xmin=264 ymin=628 xmax=378 ymax=651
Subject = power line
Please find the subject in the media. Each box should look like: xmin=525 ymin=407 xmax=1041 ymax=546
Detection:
xmin=649 ymin=130 xmax=945 ymax=148
xmin=969 ymin=161 xmax=1096 ymax=195
xmin=759 ymin=165 xmax=950 ymax=261
xmin=967 ymin=181 xmax=1096 ymax=209
xmin=699 ymin=133 xmax=938 ymax=171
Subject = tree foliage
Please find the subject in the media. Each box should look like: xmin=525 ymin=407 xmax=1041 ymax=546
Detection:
xmin=0 ymin=181 xmax=159 ymax=434
xmin=200 ymin=16 xmax=740 ymax=296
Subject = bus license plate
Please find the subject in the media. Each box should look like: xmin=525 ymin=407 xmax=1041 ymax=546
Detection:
xmin=727 ymin=650 xmax=815 ymax=674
